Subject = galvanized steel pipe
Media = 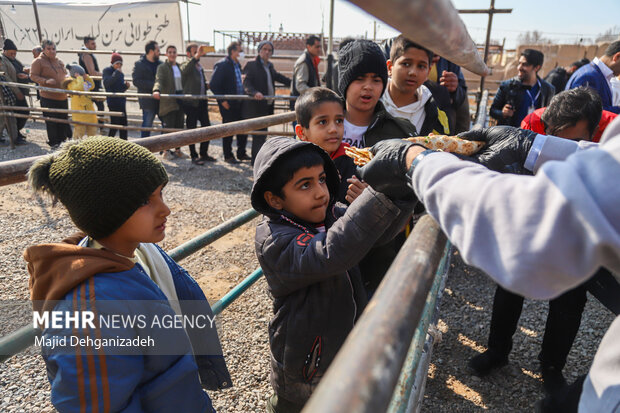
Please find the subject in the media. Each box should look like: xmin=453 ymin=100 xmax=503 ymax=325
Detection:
xmin=302 ymin=215 xmax=447 ymax=413
xmin=0 ymin=111 xmax=296 ymax=187
xmin=347 ymin=0 xmax=490 ymax=76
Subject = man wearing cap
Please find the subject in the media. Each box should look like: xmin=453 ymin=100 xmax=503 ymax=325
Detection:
xmin=30 ymin=39 xmax=71 ymax=147
xmin=103 ymin=53 xmax=129 ymax=139
xmin=1 ymin=39 xmax=26 ymax=143
xmin=242 ymin=40 xmax=291 ymax=163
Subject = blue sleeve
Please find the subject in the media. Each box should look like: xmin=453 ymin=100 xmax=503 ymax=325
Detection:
xmin=42 ymin=281 xmax=213 ymax=413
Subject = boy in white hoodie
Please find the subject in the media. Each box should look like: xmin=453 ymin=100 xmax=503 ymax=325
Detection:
xmin=381 ymin=35 xmax=450 ymax=136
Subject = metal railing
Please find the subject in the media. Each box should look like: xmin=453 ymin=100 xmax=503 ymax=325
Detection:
xmin=0 ymin=208 xmax=263 ymax=363
xmin=303 ymin=215 xmax=448 ymax=412
xmin=0 ymin=111 xmax=296 ymax=186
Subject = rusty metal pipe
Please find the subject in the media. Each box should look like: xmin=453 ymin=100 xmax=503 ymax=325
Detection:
xmin=0 ymin=111 xmax=296 ymax=187
xmin=302 ymin=215 xmax=447 ymax=413
xmin=347 ymin=0 xmax=489 ymax=76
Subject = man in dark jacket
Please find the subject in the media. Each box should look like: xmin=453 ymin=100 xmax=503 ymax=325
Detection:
xmin=242 ymin=40 xmax=291 ymax=163
xmin=210 ymin=41 xmax=248 ymax=163
xmin=132 ymin=40 xmax=161 ymax=137
xmin=490 ymin=49 xmax=555 ymax=127
xmin=2 ymin=39 xmax=29 ymax=141
xmin=251 ymin=137 xmax=415 ymax=412
xmin=103 ymin=53 xmax=129 ymax=139
xmin=181 ymin=43 xmax=214 ymax=164
xmin=290 ymin=35 xmax=322 ymax=109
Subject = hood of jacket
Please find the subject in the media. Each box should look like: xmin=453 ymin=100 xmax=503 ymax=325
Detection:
xmin=251 ymin=137 xmax=340 ymax=216
xmin=24 ymin=233 xmax=134 ymax=309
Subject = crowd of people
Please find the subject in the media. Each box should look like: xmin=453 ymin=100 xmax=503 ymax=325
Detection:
xmin=6 ymin=33 xmax=620 ymax=413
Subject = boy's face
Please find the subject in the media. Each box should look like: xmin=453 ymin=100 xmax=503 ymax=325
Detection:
xmin=295 ymin=101 xmax=345 ymax=155
xmin=264 ymin=165 xmax=329 ymax=224
xmin=110 ymin=185 xmax=171 ymax=245
xmin=387 ymin=47 xmax=430 ymax=95
xmin=345 ymin=73 xmax=384 ymax=115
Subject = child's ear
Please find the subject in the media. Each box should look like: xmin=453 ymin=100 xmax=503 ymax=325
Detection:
xmin=386 ymin=59 xmax=393 ymax=76
xmin=264 ymin=191 xmax=284 ymax=210
xmin=295 ymin=124 xmax=307 ymax=141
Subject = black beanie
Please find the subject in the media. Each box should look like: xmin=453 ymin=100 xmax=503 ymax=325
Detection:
xmin=3 ymin=39 xmax=17 ymax=51
xmin=28 ymin=137 xmax=169 ymax=240
xmin=337 ymin=39 xmax=388 ymax=99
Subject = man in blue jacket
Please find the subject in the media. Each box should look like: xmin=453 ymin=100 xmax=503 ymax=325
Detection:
xmin=566 ymin=40 xmax=620 ymax=114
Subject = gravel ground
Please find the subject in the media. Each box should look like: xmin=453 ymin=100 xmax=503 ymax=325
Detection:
xmin=0 ymin=118 xmax=616 ymax=412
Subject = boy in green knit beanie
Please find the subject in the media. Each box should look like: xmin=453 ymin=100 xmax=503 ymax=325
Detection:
xmin=25 ymin=136 xmax=230 ymax=412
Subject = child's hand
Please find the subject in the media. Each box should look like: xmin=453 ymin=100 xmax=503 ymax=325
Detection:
xmin=345 ymin=176 xmax=369 ymax=204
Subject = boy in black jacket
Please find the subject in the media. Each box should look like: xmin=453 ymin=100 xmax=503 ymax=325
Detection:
xmin=252 ymin=137 xmax=416 ymax=412
xmin=294 ymin=87 xmax=355 ymax=203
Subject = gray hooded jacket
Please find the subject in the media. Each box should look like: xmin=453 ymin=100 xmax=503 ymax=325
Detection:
xmin=251 ymin=137 xmax=415 ymax=405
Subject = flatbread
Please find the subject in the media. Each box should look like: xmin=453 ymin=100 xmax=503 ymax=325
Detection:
xmin=404 ymin=135 xmax=485 ymax=156
xmin=345 ymin=135 xmax=485 ymax=166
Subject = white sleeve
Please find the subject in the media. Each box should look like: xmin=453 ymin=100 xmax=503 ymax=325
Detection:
xmin=411 ymin=139 xmax=620 ymax=300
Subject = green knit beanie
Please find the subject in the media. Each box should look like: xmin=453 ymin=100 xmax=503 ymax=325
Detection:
xmin=28 ymin=136 xmax=169 ymax=239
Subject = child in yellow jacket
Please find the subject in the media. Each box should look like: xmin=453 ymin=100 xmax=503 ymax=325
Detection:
xmin=63 ymin=65 xmax=98 ymax=138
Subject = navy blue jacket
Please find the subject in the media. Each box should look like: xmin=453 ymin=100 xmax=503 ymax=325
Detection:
xmin=490 ymin=76 xmax=555 ymax=126
xmin=566 ymin=62 xmax=620 ymax=114
xmin=210 ymin=56 xmax=243 ymax=112
xmin=102 ymin=66 xmax=128 ymax=109
xmin=132 ymin=55 xmax=161 ymax=112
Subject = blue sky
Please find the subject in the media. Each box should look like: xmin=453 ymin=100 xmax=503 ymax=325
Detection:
xmin=184 ymin=0 xmax=619 ymax=50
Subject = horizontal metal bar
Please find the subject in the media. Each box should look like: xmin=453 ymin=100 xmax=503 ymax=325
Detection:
xmin=168 ymin=209 xmax=259 ymax=262
xmin=0 ymin=111 xmax=296 ymax=187
xmin=347 ymin=0 xmax=489 ymax=76
xmin=211 ymin=268 xmax=264 ymax=315
xmin=0 ymin=326 xmax=39 ymax=363
xmin=302 ymin=215 xmax=447 ymax=413
xmin=0 ymin=81 xmax=296 ymax=101
xmin=388 ymin=243 xmax=451 ymax=413
xmin=0 ymin=105 xmax=123 ymax=116
xmin=457 ymin=8 xmax=512 ymax=14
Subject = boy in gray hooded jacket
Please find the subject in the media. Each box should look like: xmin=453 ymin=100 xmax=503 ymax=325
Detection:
xmin=251 ymin=137 xmax=416 ymax=412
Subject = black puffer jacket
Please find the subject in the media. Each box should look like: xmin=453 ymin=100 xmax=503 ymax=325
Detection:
xmin=251 ymin=137 xmax=415 ymax=405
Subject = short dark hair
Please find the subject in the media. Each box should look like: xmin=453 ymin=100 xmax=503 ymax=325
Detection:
xmin=166 ymin=45 xmax=176 ymax=53
xmin=306 ymin=35 xmax=321 ymax=47
xmin=83 ymin=36 xmax=95 ymax=44
xmin=604 ymin=40 xmax=620 ymax=57
xmin=295 ymin=87 xmax=344 ymax=128
xmin=145 ymin=40 xmax=159 ymax=55
xmin=186 ymin=43 xmax=198 ymax=54
xmin=227 ymin=42 xmax=240 ymax=56
xmin=521 ymin=49 xmax=544 ymax=68
xmin=571 ymin=59 xmax=590 ymax=69
xmin=541 ymin=87 xmax=602 ymax=138
xmin=41 ymin=40 xmax=55 ymax=49
xmin=390 ymin=35 xmax=433 ymax=64
xmin=261 ymin=145 xmax=325 ymax=199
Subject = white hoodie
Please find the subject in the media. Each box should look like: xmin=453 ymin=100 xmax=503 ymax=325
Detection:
xmin=381 ymin=82 xmax=433 ymax=134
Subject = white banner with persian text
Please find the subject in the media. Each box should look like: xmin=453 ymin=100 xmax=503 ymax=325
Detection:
xmin=0 ymin=1 xmax=183 ymax=52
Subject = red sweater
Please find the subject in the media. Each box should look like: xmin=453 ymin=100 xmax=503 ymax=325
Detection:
xmin=521 ymin=107 xmax=618 ymax=143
